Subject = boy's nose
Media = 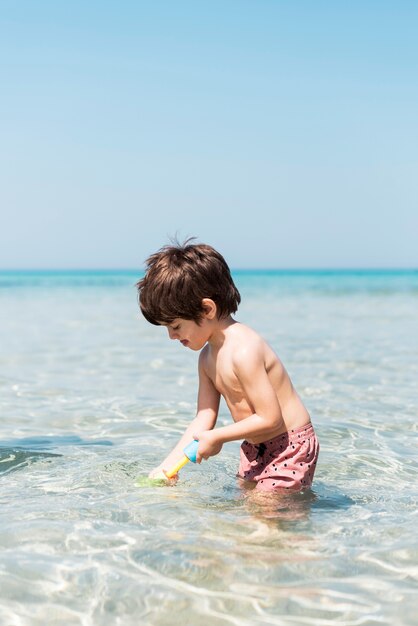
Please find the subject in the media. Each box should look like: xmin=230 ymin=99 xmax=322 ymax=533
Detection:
xmin=167 ymin=328 xmax=177 ymax=340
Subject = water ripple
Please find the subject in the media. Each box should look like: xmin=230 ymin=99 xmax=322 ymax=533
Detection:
xmin=1 ymin=275 xmax=417 ymax=624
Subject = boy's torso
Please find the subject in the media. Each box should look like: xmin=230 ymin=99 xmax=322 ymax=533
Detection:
xmin=202 ymin=323 xmax=311 ymax=442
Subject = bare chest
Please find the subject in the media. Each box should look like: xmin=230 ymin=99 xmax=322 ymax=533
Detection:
xmin=206 ymin=361 xmax=251 ymax=416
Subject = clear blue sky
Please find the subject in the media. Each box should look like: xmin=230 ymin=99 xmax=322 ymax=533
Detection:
xmin=1 ymin=1 xmax=417 ymax=269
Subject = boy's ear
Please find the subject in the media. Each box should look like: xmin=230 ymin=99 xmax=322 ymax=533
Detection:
xmin=201 ymin=298 xmax=217 ymax=320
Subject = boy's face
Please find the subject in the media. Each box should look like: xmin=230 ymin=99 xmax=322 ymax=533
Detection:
xmin=163 ymin=318 xmax=211 ymax=351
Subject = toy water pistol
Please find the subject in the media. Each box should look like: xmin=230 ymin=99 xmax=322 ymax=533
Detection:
xmin=137 ymin=439 xmax=200 ymax=487
xmin=164 ymin=440 xmax=199 ymax=478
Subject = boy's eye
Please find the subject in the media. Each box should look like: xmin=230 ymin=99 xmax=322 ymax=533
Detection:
xmin=172 ymin=325 xmax=180 ymax=331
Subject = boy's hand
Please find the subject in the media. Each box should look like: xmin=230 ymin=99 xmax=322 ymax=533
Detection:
xmin=148 ymin=467 xmax=178 ymax=481
xmin=194 ymin=430 xmax=223 ymax=463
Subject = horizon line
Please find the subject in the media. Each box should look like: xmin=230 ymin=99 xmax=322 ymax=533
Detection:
xmin=1 ymin=267 xmax=417 ymax=273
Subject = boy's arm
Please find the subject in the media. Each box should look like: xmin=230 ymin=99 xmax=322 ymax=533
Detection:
xmin=149 ymin=350 xmax=220 ymax=477
xmin=195 ymin=342 xmax=285 ymax=461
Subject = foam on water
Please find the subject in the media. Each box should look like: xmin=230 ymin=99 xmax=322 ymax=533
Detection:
xmin=0 ymin=270 xmax=417 ymax=625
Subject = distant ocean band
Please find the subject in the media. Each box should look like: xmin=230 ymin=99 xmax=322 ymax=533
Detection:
xmin=0 ymin=268 xmax=417 ymax=293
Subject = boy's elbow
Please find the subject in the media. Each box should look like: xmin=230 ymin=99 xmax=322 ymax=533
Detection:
xmin=267 ymin=410 xmax=283 ymax=430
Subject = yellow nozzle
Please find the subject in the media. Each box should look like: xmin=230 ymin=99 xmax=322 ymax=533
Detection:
xmin=165 ymin=455 xmax=190 ymax=479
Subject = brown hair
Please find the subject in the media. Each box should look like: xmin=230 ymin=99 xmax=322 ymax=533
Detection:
xmin=137 ymin=239 xmax=241 ymax=325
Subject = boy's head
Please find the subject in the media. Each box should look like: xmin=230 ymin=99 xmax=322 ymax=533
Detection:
xmin=137 ymin=239 xmax=241 ymax=325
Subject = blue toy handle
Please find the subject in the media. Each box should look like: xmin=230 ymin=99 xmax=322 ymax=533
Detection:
xmin=183 ymin=439 xmax=199 ymax=463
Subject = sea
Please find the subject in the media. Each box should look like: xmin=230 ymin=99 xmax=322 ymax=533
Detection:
xmin=0 ymin=269 xmax=417 ymax=626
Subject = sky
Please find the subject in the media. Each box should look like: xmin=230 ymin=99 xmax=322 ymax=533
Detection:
xmin=1 ymin=1 xmax=417 ymax=269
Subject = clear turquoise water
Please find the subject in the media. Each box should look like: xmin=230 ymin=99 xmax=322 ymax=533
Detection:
xmin=1 ymin=270 xmax=417 ymax=625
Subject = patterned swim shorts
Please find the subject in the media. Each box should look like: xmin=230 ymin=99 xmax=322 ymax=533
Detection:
xmin=237 ymin=422 xmax=319 ymax=491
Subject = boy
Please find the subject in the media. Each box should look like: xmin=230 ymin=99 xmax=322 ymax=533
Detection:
xmin=137 ymin=240 xmax=319 ymax=491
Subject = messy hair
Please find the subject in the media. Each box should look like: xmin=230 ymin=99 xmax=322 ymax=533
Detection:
xmin=137 ymin=238 xmax=241 ymax=325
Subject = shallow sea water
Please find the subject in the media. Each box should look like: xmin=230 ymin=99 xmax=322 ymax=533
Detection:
xmin=0 ymin=270 xmax=417 ymax=626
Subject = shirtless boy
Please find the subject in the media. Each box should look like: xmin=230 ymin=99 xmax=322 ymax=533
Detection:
xmin=137 ymin=240 xmax=319 ymax=491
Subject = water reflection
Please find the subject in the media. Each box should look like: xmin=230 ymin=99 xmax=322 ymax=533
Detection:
xmin=0 ymin=448 xmax=61 ymax=475
xmin=237 ymin=482 xmax=355 ymax=549
xmin=0 ymin=435 xmax=113 ymax=476
xmin=0 ymin=434 xmax=113 ymax=449
xmin=242 ymin=487 xmax=318 ymax=522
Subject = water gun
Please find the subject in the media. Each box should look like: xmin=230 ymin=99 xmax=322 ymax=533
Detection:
xmin=137 ymin=440 xmax=200 ymax=487
xmin=164 ymin=440 xmax=199 ymax=478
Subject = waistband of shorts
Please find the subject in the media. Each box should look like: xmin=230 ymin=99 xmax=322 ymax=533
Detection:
xmin=260 ymin=421 xmax=315 ymax=449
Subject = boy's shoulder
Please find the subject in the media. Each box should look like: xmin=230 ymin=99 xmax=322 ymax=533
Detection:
xmin=228 ymin=321 xmax=263 ymax=340
xmin=226 ymin=323 xmax=267 ymax=356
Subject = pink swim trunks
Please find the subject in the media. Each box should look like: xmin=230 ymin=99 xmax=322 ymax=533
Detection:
xmin=237 ymin=422 xmax=319 ymax=491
